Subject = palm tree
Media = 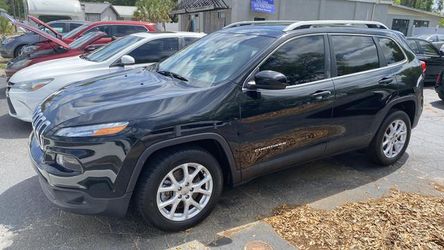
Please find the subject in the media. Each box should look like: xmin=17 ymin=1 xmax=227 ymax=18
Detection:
xmin=134 ymin=0 xmax=175 ymax=31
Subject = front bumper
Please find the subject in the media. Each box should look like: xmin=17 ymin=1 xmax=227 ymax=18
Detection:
xmin=29 ymin=133 xmax=132 ymax=216
xmin=5 ymin=87 xmax=37 ymax=122
xmin=0 ymin=44 xmax=13 ymax=58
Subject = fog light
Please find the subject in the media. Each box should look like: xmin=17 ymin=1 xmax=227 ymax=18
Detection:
xmin=56 ymin=154 xmax=82 ymax=172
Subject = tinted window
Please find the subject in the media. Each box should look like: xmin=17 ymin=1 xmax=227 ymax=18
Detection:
xmin=183 ymin=37 xmax=199 ymax=47
xmin=129 ymin=38 xmax=179 ymax=64
xmin=438 ymin=34 xmax=444 ymax=41
xmin=418 ymin=40 xmax=439 ymax=56
xmin=260 ymin=36 xmax=325 ymax=85
xmin=70 ymin=23 xmax=83 ymax=31
xmin=407 ymin=40 xmax=420 ymax=54
xmin=85 ymin=25 xmax=112 ymax=37
xmin=85 ymin=35 xmax=144 ymax=62
xmin=377 ymin=38 xmax=405 ymax=65
xmin=113 ymin=25 xmax=147 ymax=36
xmin=49 ymin=22 xmax=66 ymax=33
xmin=332 ymin=35 xmax=379 ymax=76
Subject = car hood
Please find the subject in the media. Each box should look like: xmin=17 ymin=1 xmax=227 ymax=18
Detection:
xmin=10 ymin=56 xmax=97 ymax=82
xmin=14 ymin=21 xmax=69 ymax=49
xmin=40 ymin=68 xmax=229 ymax=129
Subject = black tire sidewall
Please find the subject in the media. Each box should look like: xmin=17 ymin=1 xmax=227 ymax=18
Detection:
xmin=137 ymin=148 xmax=223 ymax=231
xmin=370 ymin=111 xmax=412 ymax=166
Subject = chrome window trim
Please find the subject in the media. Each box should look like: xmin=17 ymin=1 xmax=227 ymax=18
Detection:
xmin=243 ymin=32 xmax=408 ymax=91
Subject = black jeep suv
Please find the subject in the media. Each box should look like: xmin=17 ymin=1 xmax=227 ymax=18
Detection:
xmin=30 ymin=21 xmax=424 ymax=231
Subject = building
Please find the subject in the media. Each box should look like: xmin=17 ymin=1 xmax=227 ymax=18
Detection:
xmin=173 ymin=0 xmax=443 ymax=36
xmin=81 ymin=2 xmax=118 ymax=21
xmin=113 ymin=5 xmax=137 ymax=20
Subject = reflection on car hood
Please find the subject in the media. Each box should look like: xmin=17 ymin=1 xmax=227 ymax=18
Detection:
xmin=10 ymin=56 xmax=97 ymax=82
xmin=41 ymin=68 xmax=214 ymax=128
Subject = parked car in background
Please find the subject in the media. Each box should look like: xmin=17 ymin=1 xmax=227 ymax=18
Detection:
xmin=415 ymin=34 xmax=444 ymax=49
xmin=435 ymin=71 xmax=444 ymax=101
xmin=5 ymin=25 xmax=107 ymax=78
xmin=407 ymin=37 xmax=444 ymax=84
xmin=7 ymin=32 xmax=205 ymax=122
xmin=29 ymin=21 xmax=423 ymax=231
xmin=25 ymin=20 xmax=157 ymax=55
xmin=1 ymin=17 xmax=87 ymax=58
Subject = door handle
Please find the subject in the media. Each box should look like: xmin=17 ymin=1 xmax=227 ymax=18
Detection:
xmin=379 ymin=77 xmax=394 ymax=85
xmin=311 ymin=90 xmax=332 ymax=100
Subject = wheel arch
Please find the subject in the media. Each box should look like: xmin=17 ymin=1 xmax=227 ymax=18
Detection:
xmin=126 ymin=133 xmax=241 ymax=193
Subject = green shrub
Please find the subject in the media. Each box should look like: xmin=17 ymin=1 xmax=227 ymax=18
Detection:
xmin=0 ymin=16 xmax=14 ymax=36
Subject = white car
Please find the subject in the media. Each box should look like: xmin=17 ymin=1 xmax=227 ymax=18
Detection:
xmin=6 ymin=32 xmax=205 ymax=122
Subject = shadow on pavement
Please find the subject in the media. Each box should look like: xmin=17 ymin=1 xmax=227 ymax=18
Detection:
xmin=0 ymin=114 xmax=32 ymax=139
xmin=430 ymin=100 xmax=444 ymax=110
xmin=0 ymin=151 xmax=407 ymax=249
xmin=0 ymin=86 xmax=5 ymax=100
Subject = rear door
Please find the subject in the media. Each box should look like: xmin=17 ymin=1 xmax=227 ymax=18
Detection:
xmin=325 ymin=34 xmax=404 ymax=154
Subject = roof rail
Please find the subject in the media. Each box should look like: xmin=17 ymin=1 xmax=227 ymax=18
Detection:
xmin=283 ymin=20 xmax=389 ymax=32
xmin=223 ymin=20 xmax=297 ymax=29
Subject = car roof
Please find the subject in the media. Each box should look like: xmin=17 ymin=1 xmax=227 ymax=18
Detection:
xmin=220 ymin=25 xmax=401 ymax=39
xmin=131 ymin=32 xmax=206 ymax=39
xmin=48 ymin=20 xmax=89 ymax=24
xmin=89 ymin=20 xmax=154 ymax=26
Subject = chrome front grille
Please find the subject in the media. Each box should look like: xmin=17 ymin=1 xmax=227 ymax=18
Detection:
xmin=32 ymin=108 xmax=51 ymax=149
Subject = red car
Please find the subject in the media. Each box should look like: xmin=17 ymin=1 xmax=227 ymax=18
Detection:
xmin=26 ymin=16 xmax=157 ymax=53
xmin=5 ymin=22 xmax=108 ymax=78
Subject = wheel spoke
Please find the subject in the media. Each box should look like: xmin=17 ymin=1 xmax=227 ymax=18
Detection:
xmin=193 ymin=176 xmax=211 ymax=188
xmin=190 ymin=198 xmax=202 ymax=210
xmin=158 ymin=185 xmax=176 ymax=193
xmin=169 ymin=200 xmax=181 ymax=219
xmin=183 ymin=200 xmax=190 ymax=219
xmin=181 ymin=163 xmax=190 ymax=182
xmin=194 ymin=188 xmax=211 ymax=196
xmin=167 ymin=172 xmax=180 ymax=187
xmin=189 ymin=165 xmax=203 ymax=182
xmin=159 ymin=196 xmax=177 ymax=208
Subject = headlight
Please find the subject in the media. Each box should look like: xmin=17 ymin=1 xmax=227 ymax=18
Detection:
xmin=13 ymin=78 xmax=54 ymax=91
xmin=8 ymin=58 xmax=31 ymax=70
xmin=2 ymin=37 xmax=14 ymax=45
xmin=55 ymin=122 xmax=129 ymax=137
xmin=21 ymin=45 xmax=38 ymax=55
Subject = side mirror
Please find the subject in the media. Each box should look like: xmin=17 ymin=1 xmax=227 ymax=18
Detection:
xmin=251 ymin=70 xmax=288 ymax=90
xmin=120 ymin=55 xmax=135 ymax=66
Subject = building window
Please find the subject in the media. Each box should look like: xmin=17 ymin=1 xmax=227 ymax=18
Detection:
xmin=414 ymin=20 xmax=430 ymax=28
xmin=392 ymin=19 xmax=410 ymax=36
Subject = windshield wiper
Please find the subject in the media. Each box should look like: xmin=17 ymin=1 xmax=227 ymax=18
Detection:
xmin=79 ymin=54 xmax=91 ymax=61
xmin=157 ymin=70 xmax=188 ymax=82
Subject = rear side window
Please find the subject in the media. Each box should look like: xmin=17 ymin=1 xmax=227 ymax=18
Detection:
xmin=70 ymin=23 xmax=83 ymax=31
xmin=128 ymin=38 xmax=179 ymax=64
xmin=260 ymin=35 xmax=326 ymax=85
xmin=377 ymin=38 xmax=405 ymax=65
xmin=418 ymin=40 xmax=439 ymax=56
xmin=407 ymin=40 xmax=420 ymax=54
xmin=183 ymin=37 xmax=199 ymax=47
xmin=332 ymin=35 xmax=379 ymax=76
xmin=113 ymin=25 xmax=148 ymax=37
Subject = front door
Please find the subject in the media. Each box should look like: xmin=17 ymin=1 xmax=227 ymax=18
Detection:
xmin=237 ymin=35 xmax=336 ymax=180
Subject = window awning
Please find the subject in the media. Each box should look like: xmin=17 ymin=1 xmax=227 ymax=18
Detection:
xmin=172 ymin=0 xmax=229 ymax=14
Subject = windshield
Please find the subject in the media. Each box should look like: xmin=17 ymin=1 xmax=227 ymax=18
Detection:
xmin=85 ymin=35 xmax=143 ymax=62
xmin=158 ymin=32 xmax=275 ymax=87
xmin=416 ymin=34 xmax=432 ymax=40
xmin=63 ymin=24 xmax=88 ymax=39
xmin=69 ymin=32 xmax=101 ymax=49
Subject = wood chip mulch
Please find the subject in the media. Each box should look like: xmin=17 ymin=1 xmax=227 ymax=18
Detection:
xmin=264 ymin=190 xmax=444 ymax=249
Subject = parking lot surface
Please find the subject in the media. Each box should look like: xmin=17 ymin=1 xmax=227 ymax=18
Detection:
xmin=1 ymin=77 xmax=443 ymax=249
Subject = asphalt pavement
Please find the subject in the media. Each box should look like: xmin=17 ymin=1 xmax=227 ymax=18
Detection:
xmin=0 ymin=77 xmax=443 ymax=250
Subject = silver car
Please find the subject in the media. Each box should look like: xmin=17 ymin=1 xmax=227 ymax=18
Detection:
xmin=415 ymin=34 xmax=444 ymax=49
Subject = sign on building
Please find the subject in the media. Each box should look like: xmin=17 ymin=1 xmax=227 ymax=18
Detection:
xmin=251 ymin=0 xmax=275 ymax=14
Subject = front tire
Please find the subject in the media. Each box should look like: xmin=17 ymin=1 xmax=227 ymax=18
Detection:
xmin=368 ymin=110 xmax=411 ymax=166
xmin=439 ymin=92 xmax=444 ymax=101
xmin=13 ymin=45 xmax=24 ymax=58
xmin=135 ymin=147 xmax=223 ymax=231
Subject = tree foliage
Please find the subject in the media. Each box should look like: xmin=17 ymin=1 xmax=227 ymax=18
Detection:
xmin=0 ymin=16 xmax=14 ymax=36
xmin=397 ymin=0 xmax=434 ymax=11
xmin=134 ymin=0 xmax=175 ymax=27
